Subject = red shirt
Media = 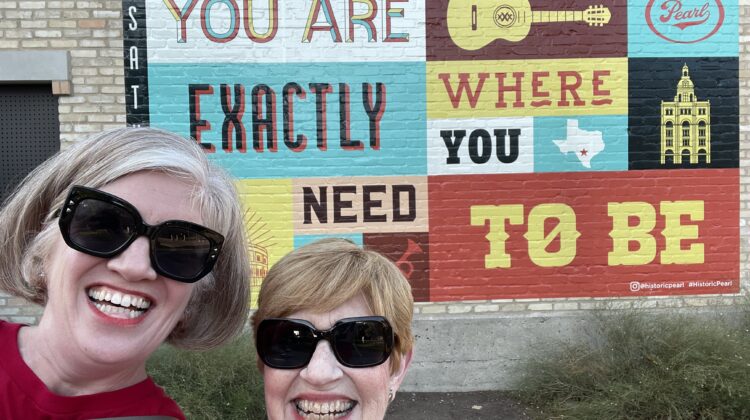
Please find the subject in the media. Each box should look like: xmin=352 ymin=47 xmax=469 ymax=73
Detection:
xmin=0 ymin=321 xmax=185 ymax=419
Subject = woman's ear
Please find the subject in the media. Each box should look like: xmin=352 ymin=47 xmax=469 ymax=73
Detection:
xmin=389 ymin=350 xmax=413 ymax=393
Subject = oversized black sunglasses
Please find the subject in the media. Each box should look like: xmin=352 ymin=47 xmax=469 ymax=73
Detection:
xmin=256 ymin=316 xmax=394 ymax=369
xmin=57 ymin=185 xmax=223 ymax=283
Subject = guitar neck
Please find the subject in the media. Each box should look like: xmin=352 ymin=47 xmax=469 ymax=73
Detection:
xmin=532 ymin=10 xmax=585 ymax=23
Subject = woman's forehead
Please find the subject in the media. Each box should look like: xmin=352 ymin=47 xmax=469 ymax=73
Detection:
xmin=287 ymin=294 xmax=373 ymax=329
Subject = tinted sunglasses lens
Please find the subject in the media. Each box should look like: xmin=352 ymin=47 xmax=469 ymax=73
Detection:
xmin=333 ymin=320 xmax=390 ymax=367
xmin=259 ymin=320 xmax=316 ymax=369
xmin=153 ymin=225 xmax=212 ymax=280
xmin=68 ymin=199 xmax=136 ymax=254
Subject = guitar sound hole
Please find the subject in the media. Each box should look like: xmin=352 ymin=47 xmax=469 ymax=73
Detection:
xmin=494 ymin=5 xmax=517 ymax=28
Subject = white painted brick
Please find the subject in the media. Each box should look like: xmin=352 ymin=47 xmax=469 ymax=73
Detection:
xmin=48 ymin=20 xmax=77 ymax=28
xmin=0 ymin=2 xmax=18 ymax=8
xmin=91 ymin=29 xmax=119 ymax=38
xmin=553 ymin=302 xmax=579 ymax=311
xmin=49 ymin=39 xmax=77 ymax=48
xmin=92 ymin=10 xmax=119 ymax=19
xmin=474 ymin=304 xmax=500 ymax=313
xmin=420 ymin=305 xmax=447 ymax=314
xmin=100 ymin=123 xmax=123 ymax=131
xmin=99 ymin=67 xmax=121 ymax=76
xmin=71 ymin=67 xmax=98 ymax=76
xmin=0 ymin=40 xmax=19 ymax=48
xmin=72 ymin=105 xmax=104 ymax=113
xmin=88 ymin=114 xmax=115 ymax=123
xmin=34 ymin=30 xmax=62 ymax=37
xmin=59 ymin=96 xmax=86 ymax=104
xmin=73 ymin=124 xmax=103 ymax=133
xmin=80 ymin=39 xmax=106 ymax=47
xmin=70 ymin=84 xmax=97 ymax=93
xmin=70 ymin=50 xmax=98 ymax=58
xmin=82 ymin=76 xmax=114 ymax=84
xmin=101 ymin=86 xmax=122 ymax=94
xmin=99 ymin=49 xmax=122 ymax=58
xmin=20 ymin=39 xmax=48 ymax=47
xmin=77 ymin=1 xmax=105 ymax=8
xmin=87 ymin=95 xmax=116 ymax=104
xmin=33 ymin=10 xmax=63 ymax=19
xmin=20 ymin=20 xmax=46 ymax=28
xmin=447 ymin=304 xmax=472 ymax=314
xmin=59 ymin=113 xmax=87 ymax=123
xmin=18 ymin=1 xmax=45 ymax=9
xmin=100 ymin=105 xmax=125 ymax=113
xmin=4 ymin=11 xmax=32 ymax=19
xmin=62 ymin=10 xmax=89 ymax=19
xmin=0 ymin=21 xmax=18 ymax=29
xmin=527 ymin=303 xmax=554 ymax=311
xmin=499 ymin=303 xmax=527 ymax=312
xmin=4 ymin=29 xmax=33 ymax=38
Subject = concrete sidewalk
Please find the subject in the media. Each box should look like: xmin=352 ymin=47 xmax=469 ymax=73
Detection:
xmin=386 ymin=391 xmax=533 ymax=420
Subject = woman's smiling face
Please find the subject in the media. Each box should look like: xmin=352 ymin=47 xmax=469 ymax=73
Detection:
xmin=41 ymin=171 xmax=198 ymax=366
xmin=262 ymin=294 xmax=410 ymax=420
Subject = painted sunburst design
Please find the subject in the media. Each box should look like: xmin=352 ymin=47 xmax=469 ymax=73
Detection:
xmin=244 ymin=208 xmax=275 ymax=307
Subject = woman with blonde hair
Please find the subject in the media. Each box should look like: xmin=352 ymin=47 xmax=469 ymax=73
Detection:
xmin=253 ymin=238 xmax=414 ymax=420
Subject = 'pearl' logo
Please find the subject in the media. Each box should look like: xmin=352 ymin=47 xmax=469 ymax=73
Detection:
xmin=645 ymin=0 xmax=725 ymax=44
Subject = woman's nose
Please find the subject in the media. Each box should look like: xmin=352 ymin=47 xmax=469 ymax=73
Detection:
xmin=106 ymin=236 xmax=158 ymax=282
xmin=299 ymin=340 xmax=344 ymax=385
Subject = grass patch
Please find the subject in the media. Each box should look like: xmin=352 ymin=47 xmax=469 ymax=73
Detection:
xmin=146 ymin=334 xmax=266 ymax=419
xmin=515 ymin=307 xmax=750 ymax=419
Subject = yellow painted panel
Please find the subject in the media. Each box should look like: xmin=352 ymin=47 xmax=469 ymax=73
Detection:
xmin=427 ymin=57 xmax=628 ymax=118
xmin=236 ymin=179 xmax=294 ymax=308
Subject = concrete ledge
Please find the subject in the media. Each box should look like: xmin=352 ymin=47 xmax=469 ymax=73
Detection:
xmin=402 ymin=311 xmax=590 ymax=392
xmin=400 ymin=307 xmax=744 ymax=392
xmin=0 ymin=50 xmax=70 ymax=83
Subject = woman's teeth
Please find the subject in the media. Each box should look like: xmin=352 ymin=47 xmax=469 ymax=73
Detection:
xmin=295 ymin=400 xmax=354 ymax=419
xmin=87 ymin=287 xmax=151 ymax=319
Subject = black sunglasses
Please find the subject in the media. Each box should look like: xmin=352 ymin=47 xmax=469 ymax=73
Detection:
xmin=57 ymin=185 xmax=223 ymax=283
xmin=256 ymin=316 xmax=394 ymax=369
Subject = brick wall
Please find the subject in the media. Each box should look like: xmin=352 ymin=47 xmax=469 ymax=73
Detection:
xmin=0 ymin=0 xmax=125 ymax=145
xmin=0 ymin=2 xmax=748 ymax=323
xmin=0 ymin=0 xmax=126 ymax=321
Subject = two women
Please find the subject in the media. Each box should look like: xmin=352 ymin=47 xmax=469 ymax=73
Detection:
xmin=0 ymin=127 xmax=415 ymax=419
xmin=252 ymin=238 xmax=415 ymax=420
xmin=0 ymin=127 xmax=249 ymax=418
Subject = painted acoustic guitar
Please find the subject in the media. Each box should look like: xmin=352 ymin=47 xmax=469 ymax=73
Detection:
xmin=447 ymin=0 xmax=611 ymax=50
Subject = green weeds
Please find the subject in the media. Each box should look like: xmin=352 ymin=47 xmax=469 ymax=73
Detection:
xmin=146 ymin=334 xmax=265 ymax=419
xmin=515 ymin=306 xmax=750 ymax=419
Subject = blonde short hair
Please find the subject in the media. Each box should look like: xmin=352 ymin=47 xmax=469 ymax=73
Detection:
xmin=252 ymin=238 xmax=414 ymax=374
xmin=0 ymin=127 xmax=250 ymax=350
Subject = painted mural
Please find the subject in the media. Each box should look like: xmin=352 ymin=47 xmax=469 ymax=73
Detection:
xmin=123 ymin=0 xmax=740 ymax=305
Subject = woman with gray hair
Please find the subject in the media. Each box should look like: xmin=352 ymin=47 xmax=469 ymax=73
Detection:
xmin=0 ymin=127 xmax=250 ymax=419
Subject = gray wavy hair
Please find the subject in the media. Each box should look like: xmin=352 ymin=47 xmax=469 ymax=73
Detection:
xmin=0 ymin=127 xmax=250 ymax=350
